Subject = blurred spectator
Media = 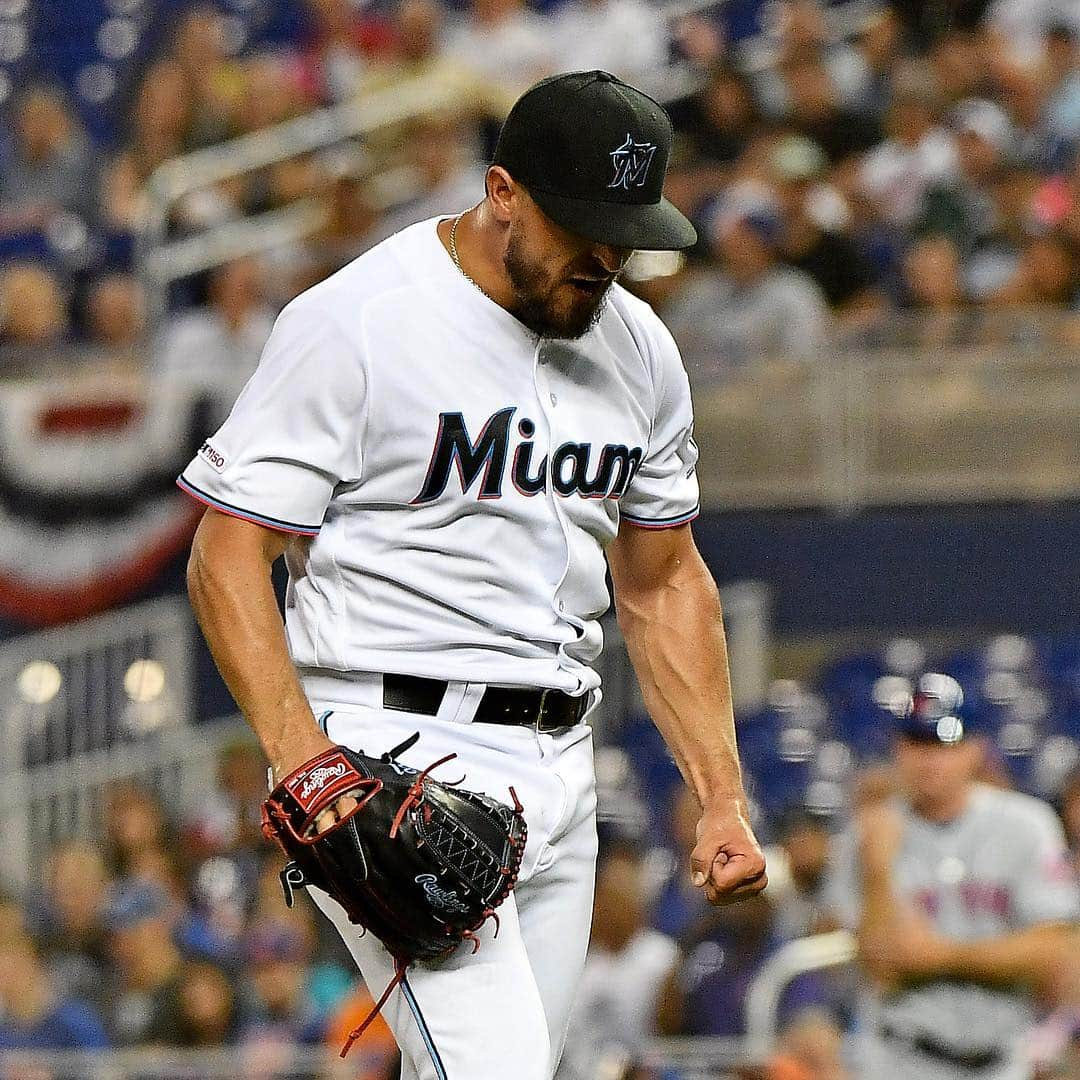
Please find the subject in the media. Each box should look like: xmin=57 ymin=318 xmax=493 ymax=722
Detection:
xmin=445 ymin=0 xmax=557 ymax=97
xmin=176 ymin=961 xmax=238 ymax=1047
xmin=772 ymin=807 xmax=836 ymax=941
xmin=83 ymin=273 xmax=147 ymax=353
xmin=364 ymin=113 xmax=487 ymax=245
xmin=34 ymin=841 xmax=110 ymax=1005
xmin=237 ymin=917 xmax=325 ymax=1044
xmin=103 ymin=782 xmax=177 ymax=881
xmin=1044 ymin=24 xmax=1080 ymax=148
xmin=101 ymin=879 xmax=186 ymax=1046
xmin=185 ymin=739 xmax=270 ymax=861
xmin=559 ymin=844 xmax=677 ymax=1079
xmin=99 ymin=60 xmax=197 ymax=230
xmin=553 ymin=0 xmax=669 ymax=84
xmin=0 ymin=932 xmax=109 ymax=1051
xmin=986 ymin=0 xmax=1080 ymax=65
xmin=0 ymin=262 xmax=69 ymax=348
xmin=766 ymin=1011 xmax=851 ymax=1080
xmin=234 ymin=54 xmax=314 ymax=138
xmin=671 ymin=64 xmax=763 ymax=169
xmin=775 ymin=53 xmax=883 ymax=164
xmin=754 ymin=0 xmax=876 ymax=118
xmin=156 ymin=258 xmax=275 ymax=387
xmin=928 ymin=29 xmax=992 ymax=105
xmin=916 ymin=98 xmax=1024 ymax=297
xmin=663 ymin=195 xmax=828 ymax=378
xmin=655 ymin=893 xmax=830 ymax=1038
xmin=991 ymin=233 xmax=1079 ymax=306
xmin=853 ymin=7 xmax=906 ymax=115
xmin=0 ymin=86 xmax=99 ymax=232
xmin=309 ymin=174 xmax=382 ymax=274
xmin=859 ymin=79 xmax=959 ymax=229
xmin=770 ymin=134 xmax=885 ymax=324
xmin=299 ymin=0 xmax=395 ymax=103
xmin=170 ymin=5 xmax=244 ymax=147
xmin=900 ymin=234 xmax=978 ymax=346
xmin=358 ymin=0 xmax=496 ymax=120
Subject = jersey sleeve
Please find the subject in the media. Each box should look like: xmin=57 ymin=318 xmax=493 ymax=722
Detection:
xmin=1009 ymin=802 xmax=1080 ymax=927
xmin=618 ymin=319 xmax=700 ymax=529
xmin=177 ymin=297 xmax=366 ymax=535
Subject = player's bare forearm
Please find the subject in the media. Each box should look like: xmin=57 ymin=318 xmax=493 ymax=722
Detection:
xmin=936 ymin=923 xmax=1079 ymax=996
xmin=608 ymin=522 xmax=766 ymax=901
xmin=186 ymin=507 xmax=329 ymax=779
xmin=608 ymin=524 xmax=740 ymax=802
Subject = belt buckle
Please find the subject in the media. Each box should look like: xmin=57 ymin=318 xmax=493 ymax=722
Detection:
xmin=536 ymin=688 xmax=555 ymax=732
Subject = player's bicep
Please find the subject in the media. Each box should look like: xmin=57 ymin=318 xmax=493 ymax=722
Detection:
xmin=608 ymin=521 xmax=700 ymax=596
xmin=179 ymin=298 xmax=366 ymax=535
xmin=191 ymin=506 xmax=292 ymax=571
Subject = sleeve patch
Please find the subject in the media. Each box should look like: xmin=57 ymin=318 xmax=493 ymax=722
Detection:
xmin=197 ymin=441 xmax=227 ymax=474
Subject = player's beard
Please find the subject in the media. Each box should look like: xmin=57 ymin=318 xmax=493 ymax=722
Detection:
xmin=503 ymin=231 xmax=613 ymax=339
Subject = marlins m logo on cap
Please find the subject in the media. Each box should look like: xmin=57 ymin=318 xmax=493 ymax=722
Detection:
xmin=608 ymin=134 xmax=657 ymax=190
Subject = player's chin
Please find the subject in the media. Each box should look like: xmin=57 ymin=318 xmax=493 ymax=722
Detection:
xmin=550 ymin=285 xmax=609 ymax=338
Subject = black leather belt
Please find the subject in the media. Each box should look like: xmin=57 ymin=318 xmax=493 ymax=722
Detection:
xmin=382 ymin=673 xmax=588 ymax=733
xmin=880 ymin=1024 xmax=1004 ymax=1071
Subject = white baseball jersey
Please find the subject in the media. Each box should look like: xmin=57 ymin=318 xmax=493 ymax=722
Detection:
xmin=178 ymin=216 xmax=699 ymax=697
xmin=824 ymin=784 xmax=1080 ymax=1075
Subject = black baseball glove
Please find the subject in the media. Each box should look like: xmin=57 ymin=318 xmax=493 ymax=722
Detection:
xmin=261 ymin=733 xmax=527 ymax=1055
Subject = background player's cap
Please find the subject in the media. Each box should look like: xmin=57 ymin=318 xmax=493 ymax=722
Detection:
xmin=894 ymin=672 xmax=968 ymax=745
xmin=492 ymin=70 xmax=697 ymax=251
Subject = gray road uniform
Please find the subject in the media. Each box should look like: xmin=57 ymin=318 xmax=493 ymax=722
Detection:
xmin=824 ymin=784 xmax=1080 ymax=1080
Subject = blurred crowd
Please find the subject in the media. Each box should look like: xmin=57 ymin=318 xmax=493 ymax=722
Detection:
xmin=0 ymin=740 xmax=404 ymax=1077
xmin=1 ymin=673 xmax=1078 ymax=1079
xmin=3 ymin=0 xmax=1080 ymax=1076
xmin=8 ymin=0 xmax=1080 ymax=380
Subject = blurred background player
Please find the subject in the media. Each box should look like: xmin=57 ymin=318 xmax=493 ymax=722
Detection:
xmin=824 ymin=673 xmax=1080 ymax=1080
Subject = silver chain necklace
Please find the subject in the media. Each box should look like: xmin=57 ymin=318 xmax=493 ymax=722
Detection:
xmin=449 ymin=212 xmax=490 ymax=299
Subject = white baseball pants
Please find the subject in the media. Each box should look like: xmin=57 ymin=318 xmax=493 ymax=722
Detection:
xmin=305 ymin=685 xmax=599 ymax=1080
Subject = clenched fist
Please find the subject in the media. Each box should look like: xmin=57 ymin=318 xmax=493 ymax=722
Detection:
xmin=690 ymin=795 xmax=768 ymax=905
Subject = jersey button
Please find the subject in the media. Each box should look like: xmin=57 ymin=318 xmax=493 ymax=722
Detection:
xmin=550 ymin=393 xmax=558 ymax=406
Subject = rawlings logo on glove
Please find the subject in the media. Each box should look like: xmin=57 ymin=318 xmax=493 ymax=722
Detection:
xmin=299 ymin=763 xmax=347 ymax=800
xmin=415 ymin=873 xmax=471 ymax=914
xmin=261 ymin=735 xmax=526 ymax=1058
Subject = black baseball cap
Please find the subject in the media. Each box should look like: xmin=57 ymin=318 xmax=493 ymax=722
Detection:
xmin=492 ymin=70 xmax=697 ymax=252
xmin=895 ymin=673 xmax=968 ymax=745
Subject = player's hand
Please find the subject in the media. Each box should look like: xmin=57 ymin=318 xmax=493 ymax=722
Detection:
xmin=690 ymin=795 xmax=768 ymax=905
xmin=270 ymin=731 xmax=360 ymax=835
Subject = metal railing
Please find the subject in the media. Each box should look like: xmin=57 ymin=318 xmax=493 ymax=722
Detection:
xmin=687 ymin=323 xmax=1080 ymax=511
xmin=137 ymin=75 xmax=464 ymax=324
xmin=134 ymin=45 xmax=707 ymax=325
xmin=0 ymin=598 xmax=197 ymax=890
xmin=0 ymin=714 xmax=245 ymax=894
xmin=744 ymin=930 xmax=857 ymax=1060
xmin=0 ymin=597 xmax=193 ymax=770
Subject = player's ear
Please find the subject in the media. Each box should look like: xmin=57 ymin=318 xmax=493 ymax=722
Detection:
xmin=486 ymin=166 xmax=516 ymax=225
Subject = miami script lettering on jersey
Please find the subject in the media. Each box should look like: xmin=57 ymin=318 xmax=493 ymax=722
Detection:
xmin=412 ymin=407 xmax=644 ymax=504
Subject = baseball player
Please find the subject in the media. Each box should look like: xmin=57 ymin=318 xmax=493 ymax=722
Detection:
xmin=824 ymin=673 xmax=1080 ymax=1080
xmin=179 ymin=71 xmax=767 ymax=1080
